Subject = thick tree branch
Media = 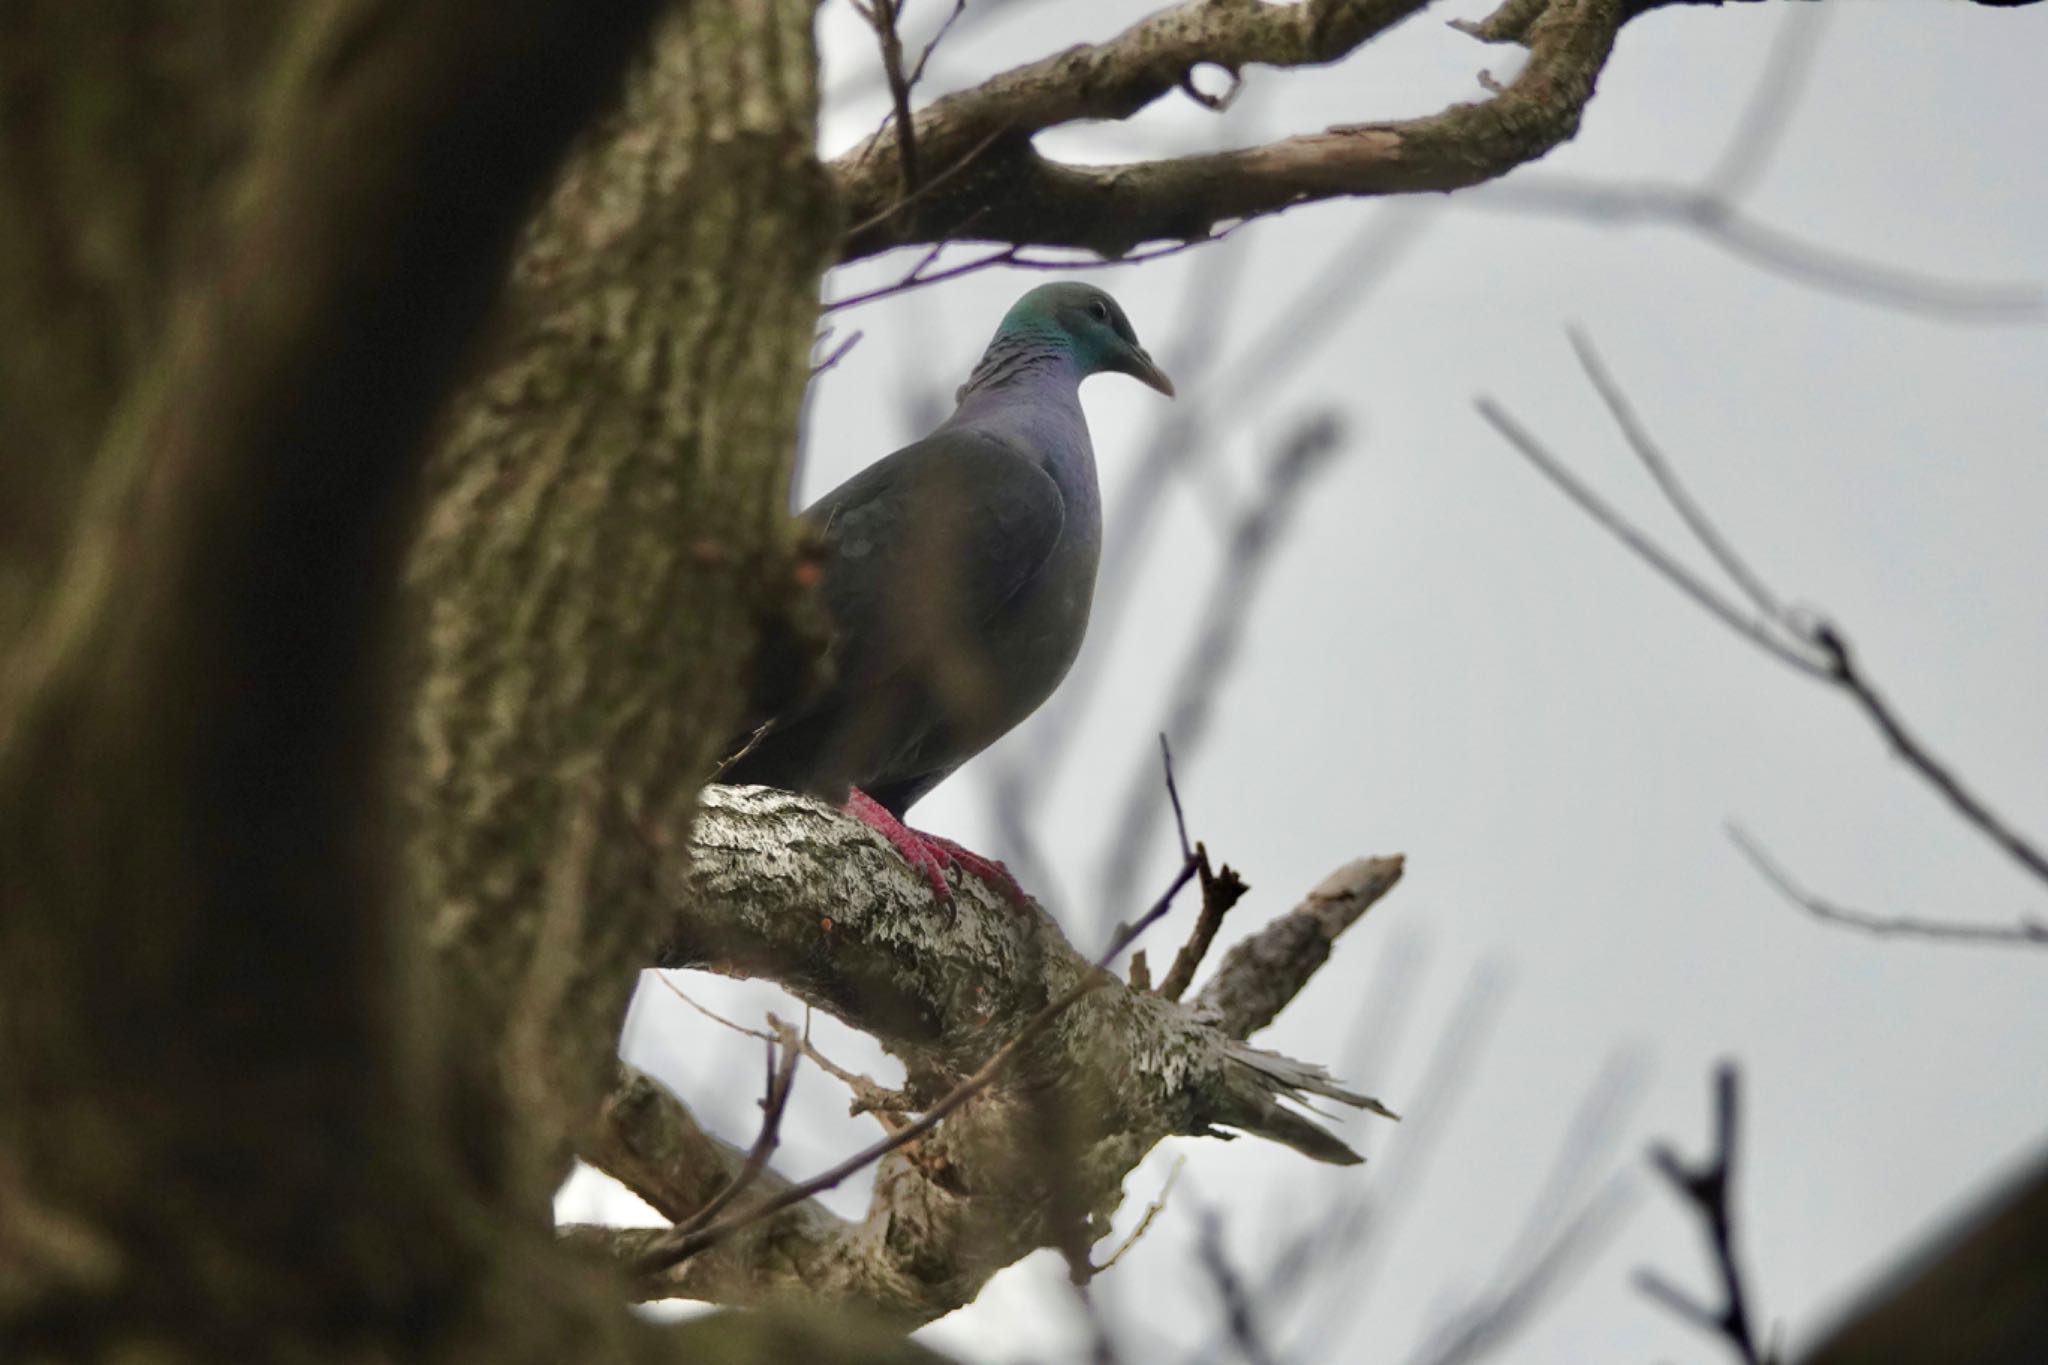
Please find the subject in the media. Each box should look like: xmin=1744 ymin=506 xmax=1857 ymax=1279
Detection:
xmin=569 ymin=784 xmax=1402 ymax=1324
xmin=833 ymin=0 xmax=1626 ymax=260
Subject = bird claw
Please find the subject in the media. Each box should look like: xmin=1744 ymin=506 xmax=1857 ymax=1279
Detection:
xmin=844 ymin=789 xmax=1032 ymax=909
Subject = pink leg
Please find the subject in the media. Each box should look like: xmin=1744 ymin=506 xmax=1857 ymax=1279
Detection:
xmin=843 ymin=789 xmax=1031 ymax=907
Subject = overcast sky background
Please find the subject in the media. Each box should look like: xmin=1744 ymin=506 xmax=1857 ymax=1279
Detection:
xmin=558 ymin=2 xmax=2048 ymax=1359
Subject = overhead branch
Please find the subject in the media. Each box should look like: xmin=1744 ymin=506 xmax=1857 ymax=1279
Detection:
xmin=571 ymin=784 xmax=1402 ymax=1325
xmin=832 ymin=0 xmax=1628 ymax=260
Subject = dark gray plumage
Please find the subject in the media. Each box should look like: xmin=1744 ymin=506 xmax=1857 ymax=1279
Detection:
xmin=722 ymin=282 xmax=1171 ymax=895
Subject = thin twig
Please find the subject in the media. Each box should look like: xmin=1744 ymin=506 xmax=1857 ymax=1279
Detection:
xmin=843 ymin=124 xmax=1009 ymax=241
xmin=1806 ymin=621 xmax=2048 ymax=888
xmin=1474 ymin=397 xmax=1822 ymax=679
xmin=1568 ymin=329 xmax=1789 ymax=628
xmin=1703 ymin=2 xmax=1829 ymax=202
xmin=654 ymin=970 xmax=773 ymax=1041
xmin=906 ymin=0 xmax=968 ymax=86
xmin=773 ymin=1010 xmax=916 ymax=1121
xmin=1730 ymin=825 xmax=2048 ymax=948
xmin=1157 ymin=846 xmax=1248 ymax=1002
xmin=809 ymin=327 xmax=864 ymax=378
xmin=1485 ymin=337 xmax=2048 ymax=895
xmin=629 ymin=850 xmax=1203 ymax=1278
xmin=666 ymin=1026 xmax=804 ymax=1240
xmin=1161 ymin=733 xmax=1193 ymax=862
xmin=708 ymin=720 xmax=777 ymax=782
xmin=1637 ymin=1063 xmax=1775 ymax=1365
xmin=1467 ymin=177 xmax=2043 ymax=322
xmin=1092 ymin=1155 xmax=1186 ymax=1277
xmin=822 ymin=223 xmax=1250 ymax=315
xmin=866 ymin=0 xmax=921 ymax=199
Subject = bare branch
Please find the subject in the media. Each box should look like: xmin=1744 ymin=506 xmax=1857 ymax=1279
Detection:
xmin=1157 ymin=849 xmax=1251 ymax=1003
xmin=832 ymin=0 xmax=1627 ymax=260
xmin=1637 ymin=1063 xmax=1776 ymax=1365
xmin=1730 ymin=826 xmax=2048 ymax=949
xmin=866 ymin=0 xmax=921 ymax=199
xmin=907 ymin=0 xmax=970 ymax=88
xmin=576 ymin=787 xmax=1402 ymax=1323
xmin=1568 ymin=330 xmax=1787 ymax=627
xmin=1091 ymin=1156 xmax=1186 ymax=1278
xmin=1474 ymin=395 xmax=1824 ymax=679
xmin=584 ymin=1067 xmax=757 ymax=1225
xmin=663 ymin=1027 xmax=805 ymax=1241
xmin=1467 ymin=178 xmax=2044 ymax=322
xmin=1805 ymin=621 xmax=2048 ymax=889
xmin=823 ymin=225 xmax=1249 ymax=314
xmin=1702 ymin=2 xmax=1828 ymax=202
xmin=1162 ymin=733 xmax=1194 ymax=863
xmin=809 ymin=327 xmax=866 ymax=379
xmin=1482 ymin=335 xmax=2048 ymax=897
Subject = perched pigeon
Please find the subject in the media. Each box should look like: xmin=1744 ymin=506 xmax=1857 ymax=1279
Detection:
xmin=722 ymin=281 xmax=1173 ymax=900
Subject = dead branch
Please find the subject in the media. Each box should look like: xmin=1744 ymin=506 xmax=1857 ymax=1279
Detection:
xmin=628 ymin=837 xmax=1207 ymax=1277
xmin=1477 ymin=331 xmax=2048 ymax=930
xmin=568 ymin=784 xmax=1402 ymax=1325
xmin=831 ymin=0 xmax=1627 ymax=261
xmin=1158 ymin=848 xmax=1251 ymax=1003
xmin=1195 ymin=856 xmax=1408 ymax=1040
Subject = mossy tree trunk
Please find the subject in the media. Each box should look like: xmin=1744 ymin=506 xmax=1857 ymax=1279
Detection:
xmin=0 ymin=1 xmax=909 ymax=1360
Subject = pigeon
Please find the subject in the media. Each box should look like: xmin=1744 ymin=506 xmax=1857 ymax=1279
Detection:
xmin=721 ymin=281 xmax=1173 ymax=901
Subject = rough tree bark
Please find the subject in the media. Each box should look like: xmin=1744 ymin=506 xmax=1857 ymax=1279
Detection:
xmin=404 ymin=0 xmax=836 ymax=1211
xmin=566 ymin=788 xmax=1403 ymax=1324
xmin=0 ymin=0 xmax=692 ymax=1359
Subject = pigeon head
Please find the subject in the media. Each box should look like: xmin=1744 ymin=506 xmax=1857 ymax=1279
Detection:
xmin=984 ymin=282 xmax=1175 ymax=397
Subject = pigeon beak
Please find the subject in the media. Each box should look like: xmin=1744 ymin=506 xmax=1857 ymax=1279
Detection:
xmin=1121 ymin=345 xmax=1175 ymax=398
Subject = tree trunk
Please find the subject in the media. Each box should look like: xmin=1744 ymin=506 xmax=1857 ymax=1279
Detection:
xmin=0 ymin=0 xmax=860 ymax=1359
xmin=403 ymin=0 xmax=836 ymax=1211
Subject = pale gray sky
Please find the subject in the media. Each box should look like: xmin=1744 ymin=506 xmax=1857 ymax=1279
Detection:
xmin=561 ymin=2 xmax=2048 ymax=1359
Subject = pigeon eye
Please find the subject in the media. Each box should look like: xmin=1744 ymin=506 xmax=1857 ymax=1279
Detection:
xmin=1088 ymin=299 xmax=1109 ymax=322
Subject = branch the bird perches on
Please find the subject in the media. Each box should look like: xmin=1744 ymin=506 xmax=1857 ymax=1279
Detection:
xmin=570 ymin=784 xmax=1403 ymax=1324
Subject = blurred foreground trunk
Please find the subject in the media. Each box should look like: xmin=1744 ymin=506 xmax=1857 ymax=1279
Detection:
xmin=0 ymin=3 xmax=910 ymax=1361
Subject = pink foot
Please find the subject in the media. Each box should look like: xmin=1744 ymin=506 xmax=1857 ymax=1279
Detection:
xmin=844 ymin=789 xmax=1031 ymax=908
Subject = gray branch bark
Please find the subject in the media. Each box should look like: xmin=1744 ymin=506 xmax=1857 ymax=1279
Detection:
xmin=568 ymin=785 xmax=1404 ymax=1325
